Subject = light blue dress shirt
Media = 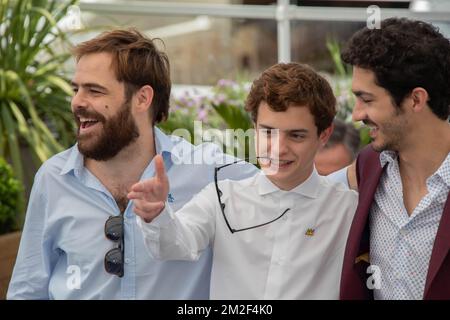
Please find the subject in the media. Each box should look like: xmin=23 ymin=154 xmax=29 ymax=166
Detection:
xmin=7 ymin=127 xmax=257 ymax=299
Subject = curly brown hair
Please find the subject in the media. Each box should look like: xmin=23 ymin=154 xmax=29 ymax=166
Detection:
xmin=342 ymin=18 xmax=450 ymax=120
xmin=245 ymin=63 xmax=336 ymax=135
xmin=72 ymin=28 xmax=171 ymax=124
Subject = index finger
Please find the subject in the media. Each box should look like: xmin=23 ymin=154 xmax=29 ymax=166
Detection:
xmin=154 ymin=154 xmax=167 ymax=182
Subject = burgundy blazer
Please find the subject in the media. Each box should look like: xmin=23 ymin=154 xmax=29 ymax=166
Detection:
xmin=340 ymin=146 xmax=450 ymax=300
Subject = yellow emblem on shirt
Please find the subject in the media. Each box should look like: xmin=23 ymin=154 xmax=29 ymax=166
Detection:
xmin=305 ymin=228 xmax=315 ymax=236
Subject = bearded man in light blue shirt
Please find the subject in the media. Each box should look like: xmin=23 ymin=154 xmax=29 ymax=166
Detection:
xmin=7 ymin=29 xmax=256 ymax=300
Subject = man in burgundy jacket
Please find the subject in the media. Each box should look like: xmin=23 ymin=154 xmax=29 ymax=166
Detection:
xmin=338 ymin=18 xmax=450 ymax=299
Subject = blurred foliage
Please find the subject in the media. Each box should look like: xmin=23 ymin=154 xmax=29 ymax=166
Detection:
xmin=210 ymin=79 xmax=252 ymax=132
xmin=0 ymin=0 xmax=78 ymax=227
xmin=160 ymin=44 xmax=373 ymax=157
xmin=158 ymin=79 xmax=254 ymax=159
xmin=0 ymin=157 xmax=23 ymax=234
xmin=327 ymin=38 xmax=371 ymax=148
xmin=0 ymin=0 xmax=78 ymax=173
xmin=159 ymin=43 xmax=375 ymax=160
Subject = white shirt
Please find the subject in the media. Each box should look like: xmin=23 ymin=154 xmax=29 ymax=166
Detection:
xmin=7 ymin=128 xmax=257 ymax=300
xmin=370 ymin=151 xmax=450 ymax=300
xmin=137 ymin=168 xmax=358 ymax=299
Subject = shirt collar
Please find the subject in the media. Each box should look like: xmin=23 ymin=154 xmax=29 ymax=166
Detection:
xmin=60 ymin=145 xmax=84 ymax=177
xmin=379 ymin=150 xmax=397 ymax=167
xmin=153 ymin=126 xmax=182 ymax=163
xmin=60 ymin=126 xmax=181 ymax=176
xmin=255 ymin=168 xmax=321 ymax=199
xmin=255 ymin=173 xmax=279 ymax=195
xmin=380 ymin=150 xmax=450 ymax=187
xmin=434 ymin=152 xmax=450 ymax=188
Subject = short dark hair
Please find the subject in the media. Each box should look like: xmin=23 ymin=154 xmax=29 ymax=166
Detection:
xmin=326 ymin=119 xmax=360 ymax=159
xmin=342 ymin=18 xmax=450 ymax=120
xmin=245 ymin=63 xmax=336 ymax=135
xmin=73 ymin=28 xmax=171 ymax=124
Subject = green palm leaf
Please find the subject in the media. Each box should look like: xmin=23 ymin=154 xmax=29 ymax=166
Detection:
xmin=0 ymin=0 xmax=78 ymax=228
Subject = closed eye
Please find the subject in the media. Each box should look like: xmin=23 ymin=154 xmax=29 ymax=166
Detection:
xmin=356 ymin=96 xmax=373 ymax=104
xmin=290 ymin=133 xmax=306 ymax=140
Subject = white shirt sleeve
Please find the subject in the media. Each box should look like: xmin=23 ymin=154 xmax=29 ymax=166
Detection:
xmin=326 ymin=166 xmax=350 ymax=189
xmin=136 ymin=183 xmax=218 ymax=261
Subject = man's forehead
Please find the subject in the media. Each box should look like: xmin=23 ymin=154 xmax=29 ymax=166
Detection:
xmin=75 ymin=53 xmax=115 ymax=76
xmin=72 ymin=54 xmax=120 ymax=87
xmin=352 ymin=69 xmax=394 ymax=98
xmin=352 ymin=67 xmax=377 ymax=85
xmin=352 ymin=68 xmax=381 ymax=93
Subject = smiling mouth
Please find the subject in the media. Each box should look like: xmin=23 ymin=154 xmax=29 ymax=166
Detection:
xmin=366 ymin=124 xmax=379 ymax=138
xmin=259 ymin=157 xmax=294 ymax=167
xmin=79 ymin=118 xmax=100 ymax=131
xmin=363 ymin=121 xmax=379 ymax=138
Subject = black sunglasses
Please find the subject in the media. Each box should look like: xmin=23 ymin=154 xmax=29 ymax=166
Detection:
xmin=104 ymin=215 xmax=124 ymax=277
xmin=214 ymin=158 xmax=290 ymax=234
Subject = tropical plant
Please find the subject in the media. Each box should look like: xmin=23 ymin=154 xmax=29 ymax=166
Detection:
xmin=326 ymin=38 xmax=371 ymax=148
xmin=210 ymin=79 xmax=253 ymax=159
xmin=0 ymin=156 xmax=23 ymax=234
xmin=210 ymin=79 xmax=252 ymax=131
xmin=0 ymin=0 xmax=77 ymax=187
xmin=158 ymin=88 xmax=223 ymax=142
xmin=159 ymin=78 xmax=255 ymax=159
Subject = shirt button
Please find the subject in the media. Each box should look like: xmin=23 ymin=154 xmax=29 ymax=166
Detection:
xmin=400 ymin=229 xmax=407 ymax=236
xmin=125 ymin=258 xmax=131 ymax=264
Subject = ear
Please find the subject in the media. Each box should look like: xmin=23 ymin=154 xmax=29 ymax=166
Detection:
xmin=134 ymin=85 xmax=154 ymax=113
xmin=409 ymin=87 xmax=429 ymax=113
xmin=318 ymin=123 xmax=334 ymax=147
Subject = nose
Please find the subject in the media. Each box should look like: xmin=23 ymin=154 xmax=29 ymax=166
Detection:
xmin=352 ymin=100 xmax=367 ymax=122
xmin=274 ymin=132 xmax=290 ymax=157
xmin=71 ymin=89 xmax=88 ymax=112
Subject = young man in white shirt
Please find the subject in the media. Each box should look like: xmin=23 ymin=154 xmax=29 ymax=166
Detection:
xmin=129 ymin=63 xmax=358 ymax=299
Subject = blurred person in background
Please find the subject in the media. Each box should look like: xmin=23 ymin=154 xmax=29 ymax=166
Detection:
xmin=315 ymin=118 xmax=360 ymax=176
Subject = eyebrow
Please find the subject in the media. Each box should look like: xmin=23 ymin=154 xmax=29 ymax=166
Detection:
xmin=258 ymin=124 xmax=309 ymax=134
xmin=71 ymin=81 xmax=109 ymax=92
xmin=352 ymin=90 xmax=375 ymax=98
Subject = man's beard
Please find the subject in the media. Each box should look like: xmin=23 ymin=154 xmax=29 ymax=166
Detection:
xmin=367 ymin=114 xmax=406 ymax=153
xmin=75 ymin=100 xmax=140 ymax=161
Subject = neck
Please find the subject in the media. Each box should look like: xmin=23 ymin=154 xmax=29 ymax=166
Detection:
xmin=268 ymin=166 xmax=314 ymax=191
xmin=397 ymin=119 xmax=450 ymax=183
xmin=85 ymin=126 xmax=156 ymax=186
